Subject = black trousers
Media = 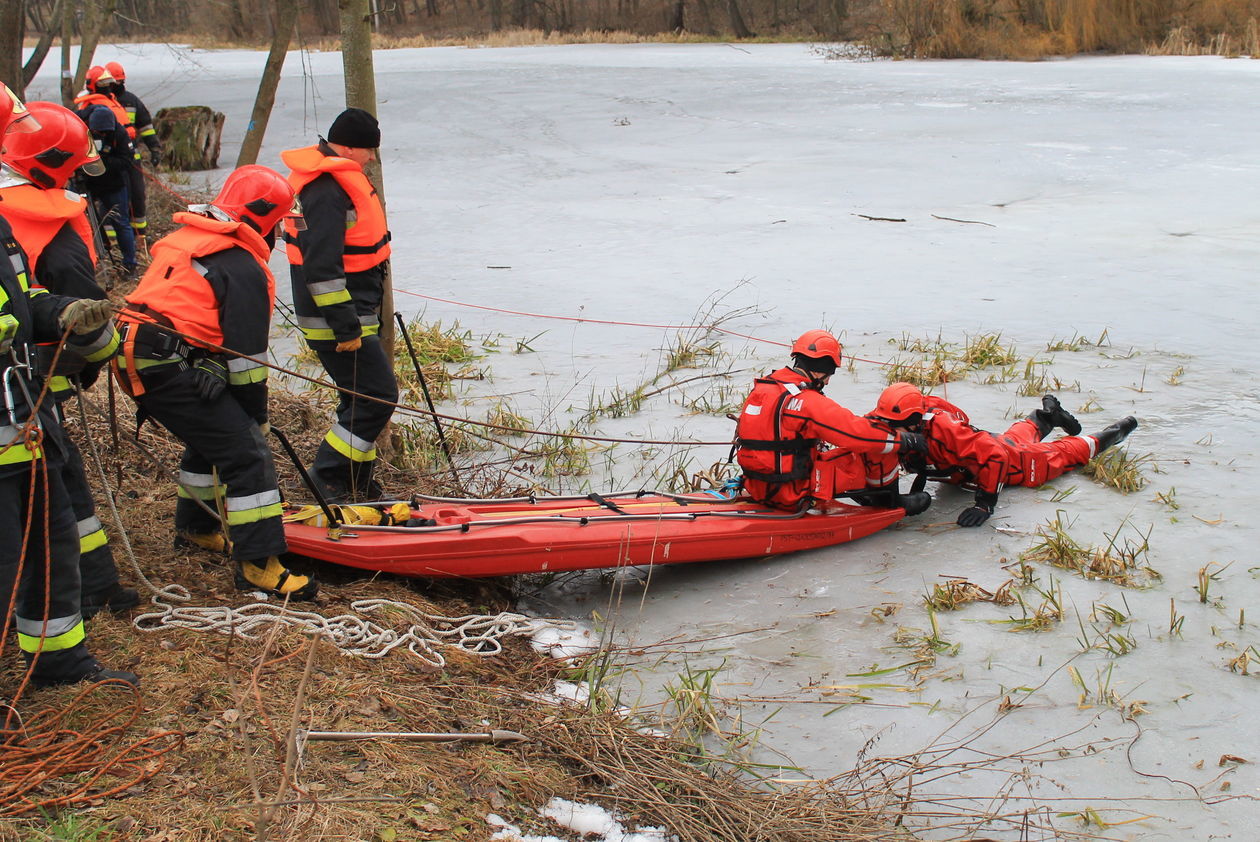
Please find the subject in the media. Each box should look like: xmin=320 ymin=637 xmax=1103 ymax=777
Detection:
xmin=310 ymin=336 xmax=398 ymax=502
xmin=126 ymin=164 xmax=147 ymax=231
xmin=58 ymin=432 xmax=120 ymax=601
xmin=135 ymin=364 xmax=285 ymax=561
xmin=0 ymin=457 xmax=84 ymax=656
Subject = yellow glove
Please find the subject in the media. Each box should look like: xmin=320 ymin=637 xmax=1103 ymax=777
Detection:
xmin=334 ymin=336 xmax=362 ymax=353
xmin=0 ymin=313 xmax=18 ymax=354
xmin=58 ymin=298 xmax=114 ymax=335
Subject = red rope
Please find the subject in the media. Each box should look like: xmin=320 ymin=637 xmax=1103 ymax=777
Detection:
xmin=139 ymin=170 xmax=893 ymax=367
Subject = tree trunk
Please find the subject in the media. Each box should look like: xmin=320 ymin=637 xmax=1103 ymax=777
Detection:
xmin=236 ymin=0 xmax=298 ymax=167
xmin=726 ymin=0 xmax=753 ymax=38
xmin=667 ymin=0 xmax=684 ymax=31
xmin=154 ymin=106 xmax=225 ymax=170
xmin=489 ymin=0 xmax=503 ymax=30
xmin=59 ymin=0 xmax=73 ymax=105
xmin=339 ymin=0 xmax=394 ymax=358
xmin=72 ymin=0 xmax=119 ymax=99
xmin=0 ymin=0 xmax=26 ymax=95
xmin=22 ymin=0 xmax=60 ymax=90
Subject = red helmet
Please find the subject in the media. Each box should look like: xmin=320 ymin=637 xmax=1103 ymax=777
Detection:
xmin=105 ymin=61 xmax=126 ymax=82
xmin=874 ymin=382 xmax=926 ymax=422
xmin=790 ymin=329 xmax=842 ymax=367
xmin=213 ymin=165 xmax=303 ymax=235
xmin=85 ymin=65 xmax=117 ymax=94
xmin=2 ymin=102 xmax=104 ymax=189
xmin=1 ymin=83 xmax=40 ymax=138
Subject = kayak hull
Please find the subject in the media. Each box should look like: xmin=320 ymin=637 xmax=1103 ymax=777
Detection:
xmin=283 ymin=494 xmax=904 ymax=579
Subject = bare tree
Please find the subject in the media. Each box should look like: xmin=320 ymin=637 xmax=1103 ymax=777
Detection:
xmin=726 ymin=0 xmax=754 ymax=37
xmin=236 ymin=0 xmax=299 ymax=167
xmin=339 ymin=0 xmax=394 ymax=354
xmin=71 ymin=0 xmax=119 ymax=99
xmin=0 ymin=0 xmax=26 ymax=94
xmin=22 ymin=0 xmax=61 ymax=89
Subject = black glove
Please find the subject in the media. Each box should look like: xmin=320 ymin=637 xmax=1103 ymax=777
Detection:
xmin=190 ymin=356 xmax=228 ymax=402
xmin=901 ymin=448 xmax=928 ymax=475
xmin=150 ymin=148 xmax=161 ymax=168
xmin=898 ymin=431 xmax=927 ymax=456
xmin=957 ymin=490 xmax=999 ymax=527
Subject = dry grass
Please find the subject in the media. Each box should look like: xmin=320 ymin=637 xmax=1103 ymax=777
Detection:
xmin=1021 ymin=511 xmax=1161 ymax=588
xmin=864 ymin=0 xmax=1260 ymax=58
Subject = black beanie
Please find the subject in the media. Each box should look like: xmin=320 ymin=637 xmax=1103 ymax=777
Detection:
xmin=327 ymin=107 xmax=381 ymax=149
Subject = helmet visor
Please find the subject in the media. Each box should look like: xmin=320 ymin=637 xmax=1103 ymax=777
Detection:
xmin=80 ymin=134 xmax=105 ymax=176
xmin=2 ymin=86 xmax=40 ymax=135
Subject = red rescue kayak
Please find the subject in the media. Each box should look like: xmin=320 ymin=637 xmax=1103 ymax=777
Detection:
xmin=282 ymin=491 xmax=904 ymax=578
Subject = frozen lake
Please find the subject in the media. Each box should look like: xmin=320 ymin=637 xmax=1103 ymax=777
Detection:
xmin=28 ymin=42 xmax=1260 ymax=839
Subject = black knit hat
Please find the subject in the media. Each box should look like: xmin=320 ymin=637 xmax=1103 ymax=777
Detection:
xmin=327 ymin=107 xmax=380 ymax=149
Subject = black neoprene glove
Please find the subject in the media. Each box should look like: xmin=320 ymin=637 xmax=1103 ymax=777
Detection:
xmin=957 ymin=490 xmax=999 ymax=527
xmin=190 ymin=356 xmax=228 ymax=402
xmin=898 ymin=431 xmax=927 ymax=456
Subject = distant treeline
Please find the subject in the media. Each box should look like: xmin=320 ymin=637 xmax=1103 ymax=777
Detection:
xmin=32 ymin=0 xmax=1260 ymax=58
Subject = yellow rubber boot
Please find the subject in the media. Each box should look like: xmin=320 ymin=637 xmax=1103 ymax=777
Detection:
xmin=235 ymin=557 xmax=319 ymax=600
xmin=175 ymin=531 xmax=228 ymax=553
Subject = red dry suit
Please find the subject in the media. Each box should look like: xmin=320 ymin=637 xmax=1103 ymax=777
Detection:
xmin=923 ymin=414 xmax=1096 ymax=496
xmin=735 ymin=367 xmax=900 ymax=510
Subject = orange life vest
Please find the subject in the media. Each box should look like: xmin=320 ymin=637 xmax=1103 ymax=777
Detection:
xmin=0 ymin=184 xmax=97 ymax=270
xmin=74 ymin=92 xmax=136 ymax=139
xmin=281 ymin=145 xmax=391 ymax=272
xmin=123 ymin=212 xmax=274 ymax=350
xmin=735 ymin=376 xmax=818 ymax=489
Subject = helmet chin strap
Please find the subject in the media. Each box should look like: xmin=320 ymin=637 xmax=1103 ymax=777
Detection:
xmin=790 ymin=365 xmax=830 ymax=392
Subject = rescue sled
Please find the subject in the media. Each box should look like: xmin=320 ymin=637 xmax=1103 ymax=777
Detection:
xmin=281 ymin=490 xmax=905 ymax=579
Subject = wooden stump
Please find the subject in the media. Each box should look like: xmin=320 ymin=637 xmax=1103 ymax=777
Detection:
xmin=153 ymin=106 xmax=225 ymax=171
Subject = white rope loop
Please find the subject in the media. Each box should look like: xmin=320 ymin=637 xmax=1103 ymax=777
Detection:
xmin=132 ymin=595 xmax=575 ymax=669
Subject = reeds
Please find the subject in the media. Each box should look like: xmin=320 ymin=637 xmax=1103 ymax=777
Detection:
xmin=1021 ymin=512 xmax=1161 ymax=588
xmin=1083 ymin=446 xmax=1151 ymax=493
xmin=863 ymin=0 xmax=1260 ymax=59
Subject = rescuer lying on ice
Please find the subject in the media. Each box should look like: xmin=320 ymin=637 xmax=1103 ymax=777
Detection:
xmin=114 ymin=166 xmax=318 ymax=600
xmin=868 ymin=382 xmax=1138 ymax=527
xmin=733 ymin=330 xmax=932 ymax=515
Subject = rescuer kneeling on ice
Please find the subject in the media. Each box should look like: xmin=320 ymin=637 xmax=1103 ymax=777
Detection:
xmin=733 ymin=330 xmax=932 ymax=515
xmin=869 ymin=383 xmax=1138 ymax=527
xmin=114 ymin=166 xmax=318 ymax=600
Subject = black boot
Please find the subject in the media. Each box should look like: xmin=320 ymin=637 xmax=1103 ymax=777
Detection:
xmin=81 ymin=583 xmax=141 ymax=621
xmin=898 ymin=490 xmax=932 ymax=516
xmin=24 ymin=643 xmax=139 ymax=689
xmin=1091 ymin=416 xmax=1138 ymax=452
xmin=1031 ymin=394 xmax=1082 ymax=438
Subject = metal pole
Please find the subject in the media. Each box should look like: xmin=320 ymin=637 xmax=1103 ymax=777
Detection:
xmin=301 ymin=729 xmax=527 ymax=744
xmin=393 ymin=311 xmax=465 ymax=494
xmin=270 ymin=425 xmax=341 ymax=527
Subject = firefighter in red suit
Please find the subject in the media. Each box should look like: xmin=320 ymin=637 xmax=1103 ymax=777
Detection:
xmin=734 ymin=330 xmax=931 ymax=513
xmin=870 ymin=382 xmax=1138 ymax=527
xmin=114 ymin=166 xmax=318 ymax=599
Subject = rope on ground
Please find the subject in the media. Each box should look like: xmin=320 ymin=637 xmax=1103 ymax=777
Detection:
xmin=0 ymin=681 xmax=183 ymax=817
xmin=70 ymin=388 xmax=575 ymax=666
xmin=131 ymin=597 xmax=574 ymax=669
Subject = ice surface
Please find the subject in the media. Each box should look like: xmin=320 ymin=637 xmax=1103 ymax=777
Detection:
xmin=27 ymin=42 xmax=1260 ymax=839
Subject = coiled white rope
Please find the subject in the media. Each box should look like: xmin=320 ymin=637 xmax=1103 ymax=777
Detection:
xmin=131 ymin=595 xmax=573 ymax=669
